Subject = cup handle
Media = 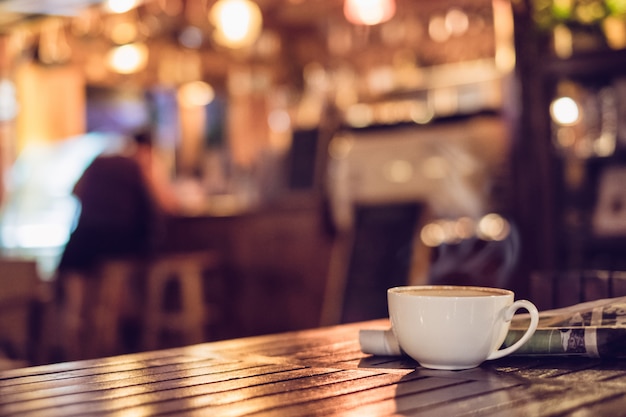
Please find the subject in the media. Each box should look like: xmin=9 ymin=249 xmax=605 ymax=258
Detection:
xmin=486 ymin=299 xmax=539 ymax=361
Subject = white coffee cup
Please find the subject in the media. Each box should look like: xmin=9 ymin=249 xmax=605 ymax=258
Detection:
xmin=387 ymin=285 xmax=539 ymax=370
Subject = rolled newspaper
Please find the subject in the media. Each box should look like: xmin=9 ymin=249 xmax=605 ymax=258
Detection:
xmin=360 ymin=296 xmax=626 ymax=358
xmin=358 ymin=328 xmax=402 ymax=356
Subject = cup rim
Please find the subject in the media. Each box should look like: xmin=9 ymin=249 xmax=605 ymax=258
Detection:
xmin=388 ymin=285 xmax=513 ymax=298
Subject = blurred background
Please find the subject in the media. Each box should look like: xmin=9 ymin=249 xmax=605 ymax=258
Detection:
xmin=1 ymin=0 xmax=626 ymax=367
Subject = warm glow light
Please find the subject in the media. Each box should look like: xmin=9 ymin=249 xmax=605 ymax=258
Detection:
xmin=345 ymin=103 xmax=374 ymax=127
xmin=421 ymin=215 xmax=510 ymax=247
xmin=268 ymin=109 xmax=291 ymax=133
xmin=420 ymin=219 xmax=461 ymax=246
xmin=104 ymin=0 xmax=140 ymax=14
xmin=209 ymin=0 xmax=263 ymax=48
xmin=409 ymin=101 xmax=434 ymax=124
xmin=110 ymin=21 xmax=138 ymax=44
xmin=384 ymin=160 xmax=413 ymax=183
xmin=550 ymin=96 xmax=580 ymax=125
xmin=477 ymin=213 xmax=510 ymax=241
xmin=107 ymin=43 xmax=148 ymax=74
xmin=420 ymin=222 xmax=446 ymax=247
xmin=454 ymin=217 xmax=475 ymax=239
xmin=178 ymin=81 xmax=215 ymax=107
xmin=343 ymin=0 xmax=396 ymax=26
xmin=445 ymin=8 xmax=469 ymax=36
xmin=428 ymin=15 xmax=450 ymax=42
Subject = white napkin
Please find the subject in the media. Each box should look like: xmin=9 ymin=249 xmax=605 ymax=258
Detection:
xmin=358 ymin=328 xmax=403 ymax=356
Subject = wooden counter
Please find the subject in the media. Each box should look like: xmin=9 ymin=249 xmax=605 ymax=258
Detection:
xmin=163 ymin=201 xmax=335 ymax=337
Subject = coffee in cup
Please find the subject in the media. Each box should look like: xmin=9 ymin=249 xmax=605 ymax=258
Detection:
xmin=387 ymin=285 xmax=539 ymax=370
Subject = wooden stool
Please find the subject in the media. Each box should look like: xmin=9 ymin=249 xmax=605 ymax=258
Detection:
xmin=0 ymin=258 xmax=42 ymax=367
xmin=56 ymin=271 xmax=94 ymax=361
xmin=90 ymin=259 xmax=140 ymax=357
xmin=142 ymin=251 xmax=221 ymax=351
xmin=58 ymin=259 xmax=139 ymax=360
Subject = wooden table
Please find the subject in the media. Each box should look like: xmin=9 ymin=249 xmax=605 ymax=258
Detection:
xmin=2 ymin=319 xmax=626 ymax=416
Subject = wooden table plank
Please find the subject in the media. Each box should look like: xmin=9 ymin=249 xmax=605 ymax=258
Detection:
xmin=0 ymin=354 xmax=204 ymax=390
xmin=0 ymin=358 xmax=246 ymax=397
xmin=490 ymin=384 xmax=626 ymax=416
xmin=567 ymin=392 xmax=626 ymax=417
xmin=337 ymin=381 xmax=522 ymax=417
xmin=3 ymin=365 xmax=327 ymax=416
xmin=408 ymin=385 xmax=551 ymax=417
xmin=246 ymin=373 xmax=469 ymax=417
xmin=178 ymin=372 xmax=415 ymax=417
xmin=2 ymin=319 xmax=626 ymax=417
xmin=1 ymin=363 xmax=307 ymax=413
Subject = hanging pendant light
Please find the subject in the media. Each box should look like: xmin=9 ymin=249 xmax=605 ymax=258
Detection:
xmin=343 ymin=0 xmax=396 ymax=26
xmin=209 ymin=0 xmax=263 ymax=49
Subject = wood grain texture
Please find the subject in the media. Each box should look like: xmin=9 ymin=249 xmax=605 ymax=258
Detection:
xmin=2 ymin=320 xmax=626 ymax=416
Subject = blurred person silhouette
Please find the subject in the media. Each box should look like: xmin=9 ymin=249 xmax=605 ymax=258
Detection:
xmin=54 ymin=129 xmax=179 ymax=359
